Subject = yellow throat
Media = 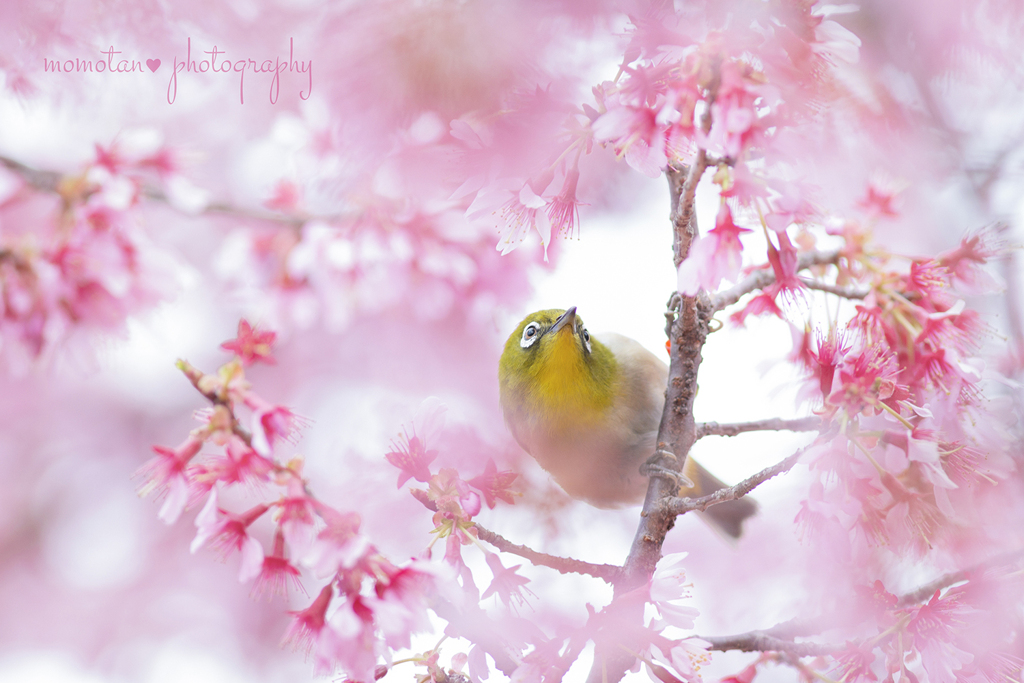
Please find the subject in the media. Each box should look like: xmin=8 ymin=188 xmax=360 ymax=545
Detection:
xmin=498 ymin=307 xmax=618 ymax=427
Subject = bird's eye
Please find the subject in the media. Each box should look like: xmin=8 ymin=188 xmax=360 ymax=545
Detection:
xmin=581 ymin=327 xmax=592 ymax=353
xmin=520 ymin=322 xmax=541 ymax=348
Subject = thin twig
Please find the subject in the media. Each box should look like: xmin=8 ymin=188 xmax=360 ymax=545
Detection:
xmin=658 ymin=447 xmax=806 ymax=517
xmin=475 ymin=525 xmax=622 ymax=583
xmin=799 ymin=278 xmax=869 ymax=300
xmin=0 ymin=155 xmax=61 ymax=192
xmin=895 ymin=547 xmax=1024 ymax=607
xmin=668 ymin=65 xmax=720 ymax=269
xmin=760 ymin=615 xmax=832 ymax=640
xmin=1 ymin=153 xmax=316 ymax=229
xmin=176 ymin=358 xmax=255 ymax=448
xmin=696 ymin=417 xmax=822 ymax=439
xmin=710 ymin=249 xmax=843 ymax=312
xmin=668 ymin=154 xmax=711 ymax=268
xmin=702 ymin=632 xmax=843 ymax=657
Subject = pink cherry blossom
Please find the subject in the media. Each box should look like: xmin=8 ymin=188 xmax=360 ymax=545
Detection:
xmin=243 ymin=394 xmax=309 ymax=456
xmin=809 ymin=328 xmax=851 ymax=398
xmin=264 ymin=180 xmax=302 ymax=213
xmin=481 ymin=553 xmax=535 ymax=611
xmin=187 ymin=436 xmax=273 ymax=496
xmin=907 ymin=589 xmax=976 ymax=682
xmin=857 ymin=179 xmax=900 ymax=218
xmin=700 ymin=61 xmax=766 ymax=159
xmin=283 ymin=583 xmax=335 ymax=657
xmin=278 ymin=487 xmax=318 ymax=562
xmin=220 ymin=318 xmax=277 ymax=366
xmin=936 ymin=230 xmax=1005 ymax=295
xmin=385 ymin=433 xmax=438 ymax=488
xmin=316 ymin=596 xmax=379 ymax=681
xmin=764 ymin=181 xmax=817 ymax=233
xmin=252 ymin=530 xmax=306 ymax=600
xmin=190 ymin=491 xmax=267 ymax=582
xmin=677 ymin=203 xmax=751 ymax=295
xmin=305 ymin=508 xmax=371 ymax=579
xmin=467 ymin=459 xmax=519 ymax=508
xmin=593 ymin=104 xmax=669 ymax=178
xmin=372 ymin=561 xmax=438 ymax=650
xmin=135 ymin=436 xmax=204 ymax=524
xmin=546 ymin=166 xmax=582 ymax=238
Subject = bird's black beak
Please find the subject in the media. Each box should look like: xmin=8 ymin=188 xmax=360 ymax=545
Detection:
xmin=550 ymin=306 xmax=577 ymax=336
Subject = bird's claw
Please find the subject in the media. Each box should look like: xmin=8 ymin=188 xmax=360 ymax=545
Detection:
xmin=641 ymin=450 xmax=695 ymax=490
xmin=641 ymin=464 xmax=695 ymax=490
xmin=664 ymin=293 xmax=683 ymax=337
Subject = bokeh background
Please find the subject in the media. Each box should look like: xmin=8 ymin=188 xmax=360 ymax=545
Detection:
xmin=1 ymin=1 xmax=1022 ymax=682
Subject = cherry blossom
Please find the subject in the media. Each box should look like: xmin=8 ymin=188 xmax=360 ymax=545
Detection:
xmin=467 ymin=459 xmax=519 ymax=508
xmin=220 ymin=318 xmax=277 ymax=366
xmin=283 ymin=583 xmax=335 ymax=657
xmin=677 ymin=203 xmax=751 ymax=295
xmin=135 ymin=436 xmax=204 ymax=524
xmin=481 ymin=553 xmax=535 ymax=611
xmin=190 ymin=491 xmax=267 ymax=582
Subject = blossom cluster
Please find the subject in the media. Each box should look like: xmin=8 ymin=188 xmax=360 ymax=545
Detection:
xmin=217 ymin=110 xmax=544 ymax=332
xmin=137 ymin=320 xmax=440 ymax=681
xmin=457 ymin=2 xmax=859 ymax=271
xmin=781 ymin=226 xmax=1013 ymax=566
xmin=386 ymin=401 xmax=714 ymax=683
xmin=0 ymin=142 xmax=188 ymax=369
xmin=829 ymin=578 xmax=1023 ymax=683
xmin=552 ymin=8 xmax=1023 ymax=682
xmin=384 ymin=397 xmax=520 ymax=591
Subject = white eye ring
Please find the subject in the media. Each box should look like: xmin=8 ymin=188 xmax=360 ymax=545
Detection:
xmin=581 ymin=327 xmax=592 ymax=353
xmin=521 ymin=322 xmax=541 ymax=348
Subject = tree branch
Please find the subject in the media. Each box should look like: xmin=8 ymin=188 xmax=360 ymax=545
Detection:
xmin=667 ymin=64 xmax=719 ymax=269
xmin=593 ymin=63 xmax=723 ymax=683
xmin=176 ymin=358 xmax=256 ymax=449
xmin=760 ymin=614 xmax=832 ymax=640
xmin=895 ymin=548 xmax=1024 ymax=607
xmin=0 ymin=153 xmax=313 ymax=229
xmin=0 ymin=154 xmax=61 ymax=192
xmin=702 ymin=632 xmax=842 ymax=657
xmin=474 ymin=525 xmax=622 ymax=583
xmin=710 ymin=249 xmax=843 ymax=312
xmin=696 ymin=417 xmax=822 ymax=439
xmin=798 ymin=277 xmax=869 ymax=300
xmin=658 ymin=447 xmax=806 ymax=517
xmin=667 ymin=155 xmax=711 ymax=268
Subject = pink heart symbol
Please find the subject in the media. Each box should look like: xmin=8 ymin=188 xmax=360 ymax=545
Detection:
xmin=146 ymin=59 xmax=161 ymax=73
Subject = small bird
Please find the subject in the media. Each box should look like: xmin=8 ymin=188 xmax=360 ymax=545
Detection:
xmin=498 ymin=306 xmax=756 ymax=538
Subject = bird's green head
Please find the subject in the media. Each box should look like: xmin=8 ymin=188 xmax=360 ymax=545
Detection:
xmin=498 ymin=307 xmax=618 ymax=422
